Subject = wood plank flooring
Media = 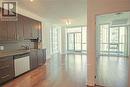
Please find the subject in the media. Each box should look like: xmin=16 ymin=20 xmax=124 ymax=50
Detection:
xmin=3 ymin=54 xmax=87 ymax=87
xmin=2 ymin=54 xmax=129 ymax=87
xmin=96 ymin=56 xmax=129 ymax=87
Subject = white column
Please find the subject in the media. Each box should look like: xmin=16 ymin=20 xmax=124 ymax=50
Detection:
xmin=87 ymin=0 xmax=96 ymax=86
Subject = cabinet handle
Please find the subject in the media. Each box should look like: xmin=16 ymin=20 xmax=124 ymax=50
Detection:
xmin=0 ymin=65 xmax=9 ymax=70
xmin=1 ymin=75 xmax=9 ymax=79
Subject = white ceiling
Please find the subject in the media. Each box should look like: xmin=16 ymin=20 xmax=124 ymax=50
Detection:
xmin=18 ymin=0 xmax=87 ymax=26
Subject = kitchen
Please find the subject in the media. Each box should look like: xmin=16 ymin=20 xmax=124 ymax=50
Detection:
xmin=0 ymin=6 xmax=46 ymax=85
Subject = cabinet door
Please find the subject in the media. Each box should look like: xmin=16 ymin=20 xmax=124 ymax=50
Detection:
xmin=16 ymin=14 xmax=24 ymax=40
xmin=30 ymin=50 xmax=38 ymax=69
xmin=38 ymin=22 xmax=42 ymax=42
xmin=23 ymin=16 xmax=32 ymax=39
xmin=31 ymin=20 xmax=38 ymax=39
xmin=37 ymin=49 xmax=43 ymax=65
xmin=7 ymin=21 xmax=17 ymax=40
xmin=42 ymin=49 xmax=46 ymax=64
xmin=0 ymin=56 xmax=14 ymax=84
xmin=0 ymin=8 xmax=7 ymax=41
xmin=0 ymin=21 xmax=8 ymax=41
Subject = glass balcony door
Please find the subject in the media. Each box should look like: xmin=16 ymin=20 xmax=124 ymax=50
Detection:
xmin=67 ymin=32 xmax=82 ymax=52
xmin=75 ymin=33 xmax=81 ymax=51
xmin=67 ymin=33 xmax=75 ymax=51
xmin=66 ymin=26 xmax=87 ymax=53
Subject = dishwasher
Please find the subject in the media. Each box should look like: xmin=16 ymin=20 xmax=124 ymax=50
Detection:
xmin=14 ymin=53 xmax=30 ymax=77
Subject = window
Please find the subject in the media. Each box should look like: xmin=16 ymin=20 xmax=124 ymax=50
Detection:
xmin=50 ymin=26 xmax=61 ymax=54
xmin=97 ymin=24 xmax=128 ymax=57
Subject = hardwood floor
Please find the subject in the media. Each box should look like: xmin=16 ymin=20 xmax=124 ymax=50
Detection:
xmin=96 ymin=56 xmax=129 ymax=87
xmin=2 ymin=54 xmax=129 ymax=87
xmin=3 ymin=54 xmax=87 ymax=87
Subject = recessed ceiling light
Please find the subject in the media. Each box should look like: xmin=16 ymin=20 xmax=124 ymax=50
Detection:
xmin=30 ymin=0 xmax=34 ymax=2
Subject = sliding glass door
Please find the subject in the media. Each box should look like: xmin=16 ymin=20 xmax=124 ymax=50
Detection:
xmin=75 ymin=33 xmax=82 ymax=51
xmin=67 ymin=32 xmax=81 ymax=52
xmin=67 ymin=33 xmax=75 ymax=51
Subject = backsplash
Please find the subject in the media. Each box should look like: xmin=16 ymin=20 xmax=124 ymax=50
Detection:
xmin=0 ymin=40 xmax=37 ymax=51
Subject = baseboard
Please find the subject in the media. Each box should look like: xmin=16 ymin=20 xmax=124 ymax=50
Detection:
xmin=86 ymin=84 xmax=105 ymax=87
xmin=95 ymin=84 xmax=105 ymax=87
xmin=87 ymin=85 xmax=94 ymax=87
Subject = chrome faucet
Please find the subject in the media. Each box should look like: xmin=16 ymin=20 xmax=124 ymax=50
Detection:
xmin=21 ymin=45 xmax=30 ymax=50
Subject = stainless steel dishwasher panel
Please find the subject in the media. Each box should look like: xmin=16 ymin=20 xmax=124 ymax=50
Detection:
xmin=14 ymin=53 xmax=30 ymax=77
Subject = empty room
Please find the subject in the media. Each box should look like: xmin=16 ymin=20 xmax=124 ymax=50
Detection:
xmin=0 ymin=0 xmax=130 ymax=87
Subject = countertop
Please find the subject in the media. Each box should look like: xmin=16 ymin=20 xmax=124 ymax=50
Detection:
xmin=0 ymin=50 xmax=30 ymax=58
